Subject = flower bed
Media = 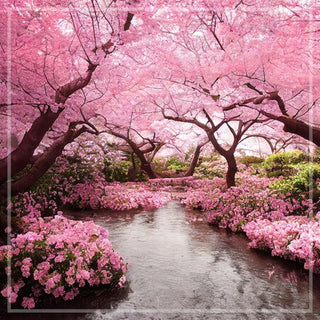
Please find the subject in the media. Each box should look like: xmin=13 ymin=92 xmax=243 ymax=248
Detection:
xmin=61 ymin=181 xmax=172 ymax=210
xmin=243 ymin=214 xmax=320 ymax=273
xmin=181 ymin=175 xmax=320 ymax=273
xmin=182 ymin=176 xmax=312 ymax=231
xmin=0 ymin=213 xmax=127 ymax=309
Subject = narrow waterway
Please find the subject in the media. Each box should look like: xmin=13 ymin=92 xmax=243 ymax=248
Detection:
xmin=4 ymin=201 xmax=320 ymax=320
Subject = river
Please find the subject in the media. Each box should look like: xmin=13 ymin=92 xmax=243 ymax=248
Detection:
xmin=3 ymin=201 xmax=320 ymax=320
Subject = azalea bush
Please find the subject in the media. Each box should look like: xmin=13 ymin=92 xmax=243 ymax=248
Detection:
xmin=61 ymin=181 xmax=172 ymax=210
xmin=0 ymin=211 xmax=127 ymax=309
xmin=165 ymin=156 xmax=188 ymax=174
xmin=180 ymin=172 xmax=320 ymax=273
xmin=103 ymin=157 xmax=130 ymax=182
xmin=182 ymin=176 xmax=314 ymax=232
xmin=153 ymin=156 xmax=188 ymax=177
xmin=243 ymin=214 xmax=320 ymax=273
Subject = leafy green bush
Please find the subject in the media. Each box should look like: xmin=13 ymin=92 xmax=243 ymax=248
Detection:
xmin=262 ymin=151 xmax=310 ymax=178
xmin=198 ymin=152 xmax=220 ymax=165
xmin=238 ymin=155 xmax=264 ymax=167
xmin=270 ymin=163 xmax=320 ymax=200
xmin=12 ymin=155 xmax=100 ymax=214
xmin=103 ymin=160 xmax=131 ymax=182
xmin=165 ymin=156 xmax=188 ymax=174
xmin=313 ymin=149 xmax=320 ymax=162
xmin=193 ymin=153 xmax=225 ymax=179
xmin=194 ymin=163 xmax=224 ymax=178
xmin=58 ymin=155 xmax=97 ymax=183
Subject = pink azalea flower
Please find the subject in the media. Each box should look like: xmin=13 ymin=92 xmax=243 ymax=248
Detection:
xmin=21 ymin=297 xmax=35 ymax=309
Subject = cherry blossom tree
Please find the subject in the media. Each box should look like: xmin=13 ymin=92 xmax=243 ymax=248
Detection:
xmin=1 ymin=0 xmax=319 ymax=195
xmin=161 ymin=103 xmax=265 ymax=187
xmin=124 ymin=0 xmax=319 ymax=185
xmin=0 ymin=0 xmax=138 ymax=201
xmin=139 ymin=0 xmax=320 ymax=149
xmin=103 ymin=125 xmax=163 ymax=179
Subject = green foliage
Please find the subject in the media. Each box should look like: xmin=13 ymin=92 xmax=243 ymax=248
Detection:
xmin=238 ymin=155 xmax=264 ymax=167
xmin=103 ymin=160 xmax=131 ymax=182
xmin=21 ymin=155 xmax=99 ymax=213
xmin=270 ymin=162 xmax=320 ymax=200
xmin=194 ymin=165 xmax=224 ymax=178
xmin=57 ymin=155 xmax=97 ymax=183
xmin=152 ymin=156 xmax=188 ymax=177
xmin=198 ymin=152 xmax=220 ymax=165
xmin=103 ymin=156 xmax=149 ymax=182
xmin=135 ymin=170 xmax=149 ymax=182
xmin=313 ymin=149 xmax=320 ymax=162
xmin=194 ymin=156 xmax=225 ymax=178
xmin=165 ymin=156 xmax=188 ymax=173
xmin=262 ymin=151 xmax=310 ymax=178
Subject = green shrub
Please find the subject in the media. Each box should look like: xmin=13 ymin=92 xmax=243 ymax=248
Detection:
xmin=194 ymin=163 xmax=224 ymax=178
xmin=104 ymin=160 xmax=131 ymax=182
xmin=238 ymin=155 xmax=264 ymax=167
xmin=270 ymin=163 xmax=320 ymax=200
xmin=262 ymin=151 xmax=310 ymax=178
xmin=313 ymin=149 xmax=320 ymax=162
xmin=198 ymin=152 xmax=220 ymax=165
xmin=165 ymin=156 xmax=188 ymax=173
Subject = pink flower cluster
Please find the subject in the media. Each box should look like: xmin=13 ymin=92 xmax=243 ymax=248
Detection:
xmin=60 ymin=181 xmax=171 ymax=211
xmin=11 ymin=191 xmax=58 ymax=218
xmin=243 ymin=213 xmax=320 ymax=273
xmin=0 ymin=214 xmax=127 ymax=309
xmin=182 ymin=176 xmax=313 ymax=232
xmin=151 ymin=177 xmax=226 ymax=189
xmin=181 ymin=175 xmax=320 ymax=273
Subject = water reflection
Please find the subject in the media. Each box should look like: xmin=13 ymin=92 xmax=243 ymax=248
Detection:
xmin=90 ymin=201 xmax=320 ymax=319
xmin=2 ymin=201 xmax=320 ymax=320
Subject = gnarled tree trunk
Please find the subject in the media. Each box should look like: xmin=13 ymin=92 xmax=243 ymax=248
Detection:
xmin=185 ymin=144 xmax=202 ymax=177
xmin=225 ymin=153 xmax=238 ymax=188
xmin=140 ymin=161 xmax=157 ymax=179
xmin=0 ymin=108 xmax=62 ymax=185
xmin=0 ymin=123 xmax=88 ymax=202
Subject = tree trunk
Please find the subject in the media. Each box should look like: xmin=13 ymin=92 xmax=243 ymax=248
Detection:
xmin=0 ymin=108 xmax=62 ymax=185
xmin=127 ymin=153 xmax=137 ymax=181
xmin=185 ymin=145 xmax=202 ymax=177
xmin=225 ymin=153 xmax=238 ymax=188
xmin=128 ymin=143 xmax=158 ymax=179
xmin=0 ymin=124 xmax=87 ymax=202
xmin=140 ymin=162 xmax=157 ymax=179
xmin=0 ymin=62 xmax=99 ymax=188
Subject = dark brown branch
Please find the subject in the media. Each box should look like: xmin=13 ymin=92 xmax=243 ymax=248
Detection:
xmin=260 ymin=110 xmax=320 ymax=146
xmin=55 ymin=62 xmax=98 ymax=104
xmin=0 ymin=107 xmax=63 ymax=185
xmin=244 ymin=83 xmax=263 ymax=95
xmin=1 ymin=123 xmax=88 ymax=200
xmin=124 ymin=12 xmax=134 ymax=31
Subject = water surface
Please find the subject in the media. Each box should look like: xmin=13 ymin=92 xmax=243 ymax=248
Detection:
xmin=3 ymin=201 xmax=320 ymax=320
